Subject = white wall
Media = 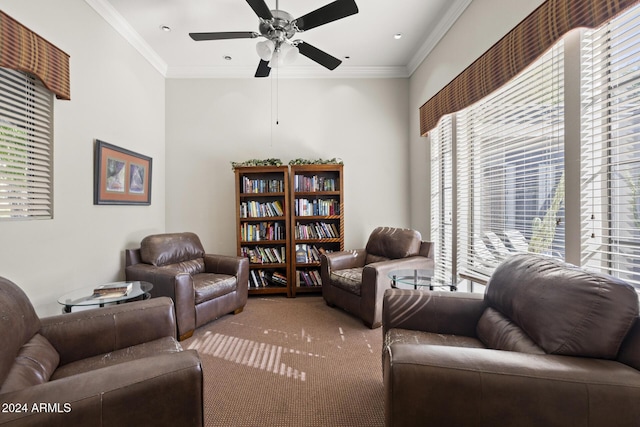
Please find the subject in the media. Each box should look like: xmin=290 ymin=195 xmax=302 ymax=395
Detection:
xmin=408 ymin=0 xmax=546 ymax=239
xmin=165 ymin=77 xmax=410 ymax=252
xmin=0 ymin=0 xmax=166 ymax=316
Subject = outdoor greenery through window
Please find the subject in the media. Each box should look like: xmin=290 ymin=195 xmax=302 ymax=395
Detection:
xmin=431 ymin=3 xmax=640 ymax=289
xmin=0 ymin=67 xmax=54 ymax=220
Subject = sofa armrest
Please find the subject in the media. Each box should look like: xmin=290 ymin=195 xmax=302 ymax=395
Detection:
xmin=382 ymin=288 xmax=486 ymax=338
xmin=322 ymin=249 xmax=367 ymax=272
xmin=0 ymin=351 xmax=203 ymax=427
xmin=39 ymin=297 xmax=176 ymax=365
xmin=384 ymin=344 xmax=640 ymax=427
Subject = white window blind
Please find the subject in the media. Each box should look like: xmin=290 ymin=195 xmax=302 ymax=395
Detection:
xmin=430 ymin=115 xmax=454 ymax=285
xmin=0 ymin=67 xmax=54 ymax=220
xmin=582 ymin=5 xmax=640 ymax=287
xmin=455 ymin=41 xmax=565 ymax=280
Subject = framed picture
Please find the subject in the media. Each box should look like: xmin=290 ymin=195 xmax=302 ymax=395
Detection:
xmin=94 ymin=140 xmax=152 ymax=205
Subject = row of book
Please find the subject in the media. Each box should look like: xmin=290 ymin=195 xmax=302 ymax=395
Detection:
xmin=295 ymin=244 xmax=331 ymax=263
xmin=293 ymin=175 xmax=338 ymax=192
xmin=241 ymin=177 xmax=284 ymax=194
xmin=294 ymin=222 xmax=340 ymax=239
xmin=296 ymin=269 xmax=322 ymax=287
xmin=294 ymin=198 xmax=340 ymax=217
xmin=240 ymin=221 xmax=285 ymax=242
xmin=241 ymin=246 xmax=286 ymax=264
xmin=239 ymin=200 xmax=285 ymax=218
xmin=249 ymin=269 xmax=287 ymax=288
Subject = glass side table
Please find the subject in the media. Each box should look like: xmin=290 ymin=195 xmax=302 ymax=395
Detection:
xmin=388 ymin=269 xmax=456 ymax=291
xmin=57 ymin=281 xmax=153 ymax=313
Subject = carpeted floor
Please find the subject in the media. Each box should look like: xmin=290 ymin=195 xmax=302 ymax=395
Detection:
xmin=183 ymin=295 xmax=384 ymax=427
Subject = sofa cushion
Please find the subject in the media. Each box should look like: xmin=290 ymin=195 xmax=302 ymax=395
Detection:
xmin=140 ymin=232 xmax=205 ymax=267
xmin=330 ymin=267 xmax=363 ymax=296
xmin=51 ymin=336 xmax=182 ymax=380
xmin=365 ymin=227 xmax=421 ymax=260
xmin=477 ymin=307 xmax=545 ymax=354
xmin=486 ymin=254 xmax=639 ymax=359
xmin=193 ymin=274 xmax=237 ymax=304
xmin=161 ymin=258 xmax=206 ymax=275
xmin=385 ymin=328 xmax=486 ymax=350
xmin=0 ymin=334 xmax=60 ymax=393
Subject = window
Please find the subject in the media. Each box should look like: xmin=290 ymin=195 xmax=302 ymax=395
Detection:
xmin=0 ymin=67 xmax=54 ymax=220
xmin=582 ymin=6 xmax=640 ymax=287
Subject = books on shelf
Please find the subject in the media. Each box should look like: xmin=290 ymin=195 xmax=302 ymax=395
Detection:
xmin=295 ymin=244 xmax=331 ymax=263
xmin=241 ymin=246 xmax=286 ymax=264
xmin=294 ymin=222 xmax=339 ymax=239
xmin=240 ymin=221 xmax=285 ymax=242
xmin=296 ymin=269 xmax=322 ymax=287
xmin=93 ymin=282 xmax=133 ymax=298
xmin=295 ymin=198 xmax=340 ymax=216
xmin=239 ymin=200 xmax=285 ymax=218
xmin=293 ymin=175 xmax=337 ymax=192
xmin=242 ymin=176 xmax=284 ymax=193
xmin=249 ymin=269 xmax=288 ymax=288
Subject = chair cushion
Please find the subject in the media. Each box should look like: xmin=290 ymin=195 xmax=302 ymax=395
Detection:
xmin=486 ymin=254 xmax=639 ymax=359
xmin=476 ymin=307 xmax=545 ymax=354
xmin=330 ymin=267 xmax=363 ymax=296
xmin=51 ymin=336 xmax=182 ymax=380
xmin=193 ymin=274 xmax=238 ymax=304
xmin=0 ymin=334 xmax=60 ymax=393
xmin=140 ymin=232 xmax=205 ymax=267
xmin=161 ymin=258 xmax=206 ymax=275
xmin=365 ymin=227 xmax=421 ymax=260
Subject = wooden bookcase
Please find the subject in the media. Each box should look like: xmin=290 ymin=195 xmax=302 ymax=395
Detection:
xmin=235 ymin=166 xmax=291 ymax=296
xmin=289 ymin=164 xmax=344 ymax=296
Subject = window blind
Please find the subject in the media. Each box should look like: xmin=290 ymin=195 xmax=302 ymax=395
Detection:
xmin=455 ymin=41 xmax=565 ymax=279
xmin=0 ymin=67 xmax=54 ymax=220
xmin=582 ymin=4 xmax=640 ymax=287
xmin=430 ymin=115 xmax=454 ymax=285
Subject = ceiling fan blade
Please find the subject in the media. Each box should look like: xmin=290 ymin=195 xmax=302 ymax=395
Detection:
xmin=297 ymin=42 xmax=342 ymax=70
xmin=246 ymin=0 xmax=274 ymax=21
xmin=189 ymin=31 xmax=258 ymax=41
xmin=255 ymin=60 xmax=271 ymax=77
xmin=294 ymin=0 xmax=359 ymax=32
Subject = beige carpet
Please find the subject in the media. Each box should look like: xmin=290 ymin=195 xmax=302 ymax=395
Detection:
xmin=183 ymin=295 xmax=384 ymax=427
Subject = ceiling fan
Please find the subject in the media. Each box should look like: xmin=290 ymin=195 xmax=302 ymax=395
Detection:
xmin=189 ymin=0 xmax=359 ymax=77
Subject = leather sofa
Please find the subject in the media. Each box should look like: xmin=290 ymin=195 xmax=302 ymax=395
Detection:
xmin=382 ymin=254 xmax=640 ymax=427
xmin=321 ymin=226 xmax=434 ymax=328
xmin=0 ymin=276 xmax=203 ymax=427
xmin=125 ymin=232 xmax=249 ymax=340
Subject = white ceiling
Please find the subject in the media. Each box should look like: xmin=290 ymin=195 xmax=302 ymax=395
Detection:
xmin=86 ymin=0 xmax=472 ymax=78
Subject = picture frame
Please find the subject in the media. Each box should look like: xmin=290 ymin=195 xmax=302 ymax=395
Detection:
xmin=94 ymin=140 xmax=152 ymax=205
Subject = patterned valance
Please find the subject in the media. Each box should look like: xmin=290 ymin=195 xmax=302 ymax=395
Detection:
xmin=419 ymin=0 xmax=640 ymax=136
xmin=0 ymin=11 xmax=70 ymax=100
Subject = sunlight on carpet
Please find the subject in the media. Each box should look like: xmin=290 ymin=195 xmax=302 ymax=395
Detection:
xmin=182 ymin=296 xmax=384 ymax=427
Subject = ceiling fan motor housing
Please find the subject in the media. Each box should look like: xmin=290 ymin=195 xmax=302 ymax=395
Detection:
xmin=259 ymin=10 xmax=297 ymax=43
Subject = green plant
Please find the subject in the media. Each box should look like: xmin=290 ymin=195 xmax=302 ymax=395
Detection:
xmin=288 ymin=158 xmax=343 ymax=165
xmin=529 ymin=172 xmax=565 ymax=254
xmin=231 ymin=158 xmax=283 ymax=170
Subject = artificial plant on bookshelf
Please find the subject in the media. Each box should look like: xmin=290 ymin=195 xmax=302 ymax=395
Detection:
xmin=289 ymin=164 xmax=344 ymax=296
xmin=235 ymin=165 xmax=291 ymax=296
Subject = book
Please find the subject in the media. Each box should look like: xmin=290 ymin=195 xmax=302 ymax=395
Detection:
xmin=93 ymin=282 xmax=133 ymax=298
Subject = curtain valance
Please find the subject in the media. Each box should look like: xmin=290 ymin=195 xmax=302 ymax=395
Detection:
xmin=419 ymin=0 xmax=640 ymax=136
xmin=0 ymin=11 xmax=70 ymax=100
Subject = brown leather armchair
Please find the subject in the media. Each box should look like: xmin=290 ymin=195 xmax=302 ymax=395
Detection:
xmin=382 ymin=254 xmax=640 ymax=427
xmin=0 ymin=276 xmax=203 ymax=427
xmin=125 ymin=232 xmax=249 ymax=341
xmin=321 ymin=227 xmax=434 ymax=328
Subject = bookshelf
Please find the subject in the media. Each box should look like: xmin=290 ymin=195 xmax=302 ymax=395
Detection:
xmin=235 ymin=166 xmax=291 ymax=296
xmin=289 ymin=164 xmax=344 ymax=296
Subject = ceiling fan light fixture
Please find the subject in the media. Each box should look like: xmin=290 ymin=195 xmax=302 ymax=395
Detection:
xmin=256 ymin=39 xmax=275 ymax=61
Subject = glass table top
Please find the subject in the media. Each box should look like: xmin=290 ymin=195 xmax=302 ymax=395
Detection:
xmin=57 ymin=281 xmax=153 ymax=308
xmin=388 ymin=269 xmax=456 ymax=291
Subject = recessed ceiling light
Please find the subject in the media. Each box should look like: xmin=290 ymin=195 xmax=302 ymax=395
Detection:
xmin=223 ymin=55 xmax=232 ymax=61
xmin=394 ymin=33 xmax=403 ymax=40
xmin=160 ymin=25 xmax=171 ymax=32
xmin=344 ymin=56 xmax=351 ymax=60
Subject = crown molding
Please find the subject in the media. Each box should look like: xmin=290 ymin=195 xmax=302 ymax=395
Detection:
xmin=85 ymin=0 xmax=168 ymax=76
xmin=165 ymin=65 xmax=410 ymax=79
xmin=406 ymin=0 xmax=473 ymax=76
